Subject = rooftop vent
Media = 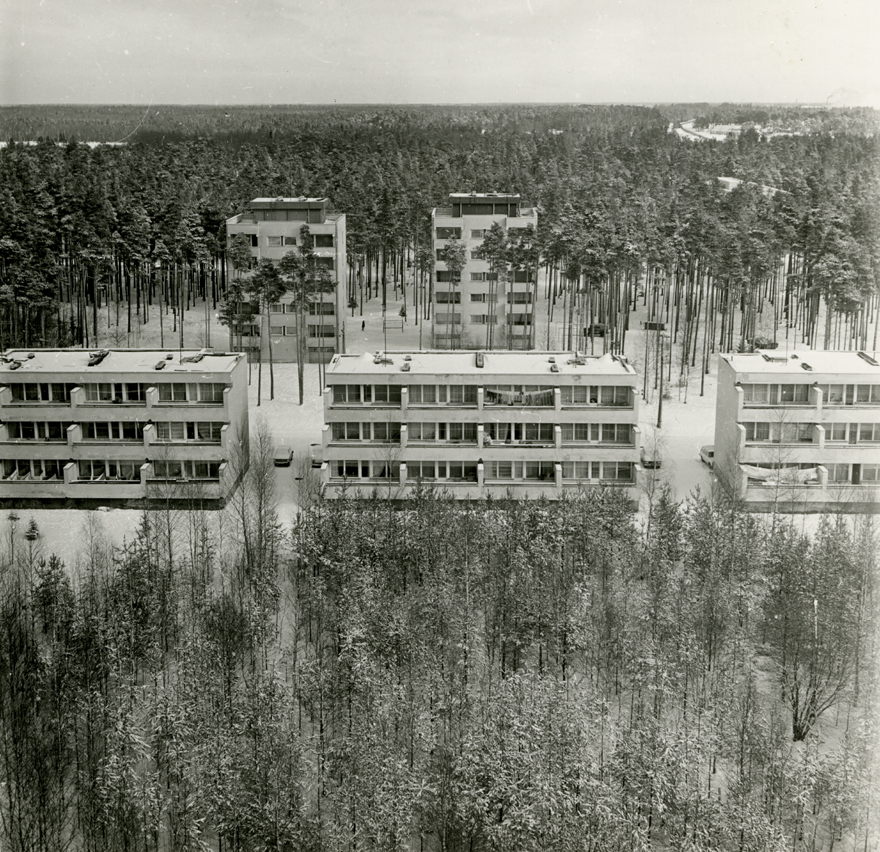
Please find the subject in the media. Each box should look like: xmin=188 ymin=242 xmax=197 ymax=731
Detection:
xmin=181 ymin=348 xmax=210 ymax=364
xmin=401 ymin=363 xmax=411 ymax=372
xmin=166 ymin=354 xmax=173 ymax=360
xmin=857 ymin=351 xmax=879 ymax=367
xmin=761 ymin=353 xmax=787 ymax=363
xmin=550 ymin=363 xmax=559 ymax=373
xmin=404 ymin=355 xmax=412 ymax=361
xmin=800 ymin=362 xmax=813 ymax=371
xmin=475 ymin=353 xmax=485 ymax=368
xmin=87 ymin=349 xmax=110 ymax=367
xmin=26 ymin=353 xmax=34 ymax=359
xmin=548 ymin=357 xmax=555 ymax=363
xmin=154 ymin=361 xmax=167 ymax=370
xmin=791 ymin=354 xmax=798 ymax=359
xmin=8 ymin=360 xmax=22 ymax=370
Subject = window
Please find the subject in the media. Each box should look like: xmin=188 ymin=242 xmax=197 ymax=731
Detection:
xmin=10 ymin=383 xmax=74 ymax=403
xmin=513 ymin=270 xmax=532 ymax=283
xmin=436 ymin=271 xmax=454 ymax=283
xmin=435 ymin=227 xmax=461 ymax=240
xmin=601 ymin=424 xmax=631 ymax=444
xmin=828 ymin=423 xmax=848 ymax=442
xmin=331 ymin=422 xmax=362 ymax=441
xmin=197 ymin=383 xmax=226 ymax=403
xmin=522 ymin=423 xmax=554 ymax=442
xmin=507 ymin=315 xmax=529 ymax=326
xmin=509 ymin=291 xmax=532 ymax=304
xmin=561 ymin=423 xmax=599 ymax=443
xmin=267 ymin=236 xmax=283 ymax=247
xmin=470 ymin=229 xmax=487 ymax=239
xmin=284 ymin=326 xmax=297 ymax=336
xmin=436 ymin=291 xmax=461 ymax=304
xmin=408 ymin=461 xmax=436 ymax=480
xmin=827 ymin=463 xmax=850 ymax=483
xmin=778 ymin=423 xmax=813 ymax=443
xmin=862 ymin=464 xmax=880 ymax=482
xmin=372 ymin=385 xmax=402 ymax=405
xmin=562 ymin=461 xmax=600 ymax=480
xmin=859 ymin=423 xmax=880 ymax=442
xmin=447 ymin=462 xmax=477 ymax=481
xmin=821 ymin=384 xmax=846 ymax=404
xmin=489 ymin=461 xmax=514 ymax=479
xmin=742 ymin=384 xmax=769 ymax=404
xmin=449 ymin=385 xmax=478 ymax=405
xmin=308 ymin=302 xmax=335 ymax=315
xmin=745 ymin=422 xmax=771 ymax=442
xmin=308 ymin=324 xmax=335 ymax=338
xmin=332 ymin=385 xmax=363 ymax=404
xmin=470 ymin=272 xmax=498 ymax=282
xmin=315 ymin=257 xmax=334 ymax=271
xmin=409 ymin=385 xmax=437 ymax=404
xmin=524 ymin=461 xmax=555 ymax=480
xmin=471 ymin=315 xmax=496 ymax=325
xmin=270 ymin=303 xmax=284 ymax=313
xmin=470 ymin=293 xmax=496 ymax=303
xmin=560 ymin=385 xmax=589 ymax=405
xmin=448 ymin=422 xmax=477 ymax=441
xmin=600 ymin=386 xmax=630 ymax=406
xmin=409 ymin=422 xmax=437 ymax=441
xmin=434 ymin=312 xmax=461 ymax=325
xmin=779 ymin=384 xmax=810 ymax=404
xmin=158 ymin=383 xmax=187 ymax=402
xmin=313 ymin=234 xmax=334 ymax=248
xmin=602 ymin=461 xmax=634 ymax=482
xmin=284 ymin=235 xmax=297 ymax=246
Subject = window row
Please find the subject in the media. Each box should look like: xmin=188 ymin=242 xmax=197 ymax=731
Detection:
xmin=742 ymin=383 xmax=880 ymax=405
xmin=77 ymin=460 xmax=142 ymax=481
xmin=154 ymin=421 xmax=224 ymax=442
xmin=151 ymin=460 xmax=222 ymax=480
xmin=8 ymin=383 xmax=76 ymax=403
xmin=745 ymin=421 xmax=880 ymax=443
xmin=267 ymin=302 xmax=335 ymax=315
xmin=84 ymin=382 xmax=146 ymax=402
xmin=826 ymin=463 xmax=880 ymax=484
xmin=266 ymin=326 xmax=335 ymax=338
xmin=157 ymin=383 xmax=226 ymax=403
xmin=330 ymin=383 xmax=632 ymax=407
xmin=488 ymin=460 xmax=634 ymax=482
xmin=1 ymin=459 xmax=66 ymax=481
xmin=334 ymin=459 xmax=479 ymax=481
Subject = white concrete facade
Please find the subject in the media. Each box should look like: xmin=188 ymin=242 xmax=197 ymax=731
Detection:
xmin=715 ymin=350 xmax=880 ymax=513
xmin=226 ymin=197 xmax=347 ymax=364
xmin=432 ymin=193 xmax=538 ymax=350
xmin=0 ymin=348 xmax=248 ymax=506
xmin=321 ymin=350 xmax=641 ymax=501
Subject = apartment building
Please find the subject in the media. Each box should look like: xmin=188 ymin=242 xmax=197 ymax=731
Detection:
xmin=432 ymin=193 xmax=538 ymax=350
xmin=715 ymin=350 xmax=880 ymax=512
xmin=320 ymin=350 xmax=641 ymax=501
xmin=226 ymin=197 xmax=347 ymax=364
xmin=0 ymin=348 xmax=248 ymax=507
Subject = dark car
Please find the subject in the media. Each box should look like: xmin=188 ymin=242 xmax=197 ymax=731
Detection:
xmin=273 ymin=446 xmax=293 ymax=467
xmin=641 ymin=448 xmax=662 ymax=469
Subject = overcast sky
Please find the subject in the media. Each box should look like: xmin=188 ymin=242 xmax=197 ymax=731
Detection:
xmin=1 ymin=0 xmax=877 ymax=106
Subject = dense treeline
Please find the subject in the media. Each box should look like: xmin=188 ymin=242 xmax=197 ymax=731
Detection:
xmin=1 ymin=452 xmax=877 ymax=850
xmin=0 ymin=104 xmax=877 ymax=362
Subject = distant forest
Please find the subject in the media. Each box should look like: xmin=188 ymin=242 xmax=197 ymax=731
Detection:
xmin=0 ymin=103 xmax=877 ymax=360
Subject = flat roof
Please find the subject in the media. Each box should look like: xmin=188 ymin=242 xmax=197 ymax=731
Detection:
xmin=249 ymin=197 xmax=327 ymax=206
xmin=0 ymin=349 xmax=242 ymax=376
xmin=327 ymin=351 xmax=636 ymax=378
xmin=722 ymin=350 xmax=880 ymax=376
xmin=449 ymin=192 xmax=522 ymax=201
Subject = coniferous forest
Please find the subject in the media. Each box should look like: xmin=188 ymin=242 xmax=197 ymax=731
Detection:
xmin=0 ymin=104 xmax=879 ymax=851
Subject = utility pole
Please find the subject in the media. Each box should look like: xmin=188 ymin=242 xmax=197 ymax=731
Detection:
xmin=657 ymin=338 xmax=665 ymax=429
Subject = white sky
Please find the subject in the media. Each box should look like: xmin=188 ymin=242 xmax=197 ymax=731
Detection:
xmin=1 ymin=0 xmax=878 ymax=105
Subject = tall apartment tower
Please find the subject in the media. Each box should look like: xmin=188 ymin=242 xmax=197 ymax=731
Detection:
xmin=715 ymin=350 xmax=880 ymax=512
xmin=226 ymin=197 xmax=347 ymax=364
xmin=0 ymin=348 xmax=248 ymax=507
xmin=432 ymin=193 xmax=538 ymax=350
xmin=320 ymin=349 xmax=641 ymax=502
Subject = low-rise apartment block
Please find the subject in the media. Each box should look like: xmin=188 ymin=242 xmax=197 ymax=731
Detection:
xmin=715 ymin=350 xmax=880 ymax=512
xmin=432 ymin=193 xmax=538 ymax=350
xmin=226 ymin=197 xmax=347 ymax=364
xmin=0 ymin=348 xmax=248 ymax=507
xmin=320 ymin=350 xmax=641 ymax=501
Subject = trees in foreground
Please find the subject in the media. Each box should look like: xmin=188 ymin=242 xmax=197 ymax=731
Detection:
xmin=0 ymin=482 xmax=876 ymax=851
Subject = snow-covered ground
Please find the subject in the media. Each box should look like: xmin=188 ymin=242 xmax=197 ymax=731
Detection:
xmin=9 ymin=277 xmax=871 ymax=559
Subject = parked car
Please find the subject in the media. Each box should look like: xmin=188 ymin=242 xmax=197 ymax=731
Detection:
xmin=699 ymin=445 xmax=715 ymax=468
xmin=640 ymin=448 xmax=662 ymax=469
xmin=273 ymin=446 xmax=293 ymax=467
xmin=309 ymin=443 xmax=323 ymax=468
